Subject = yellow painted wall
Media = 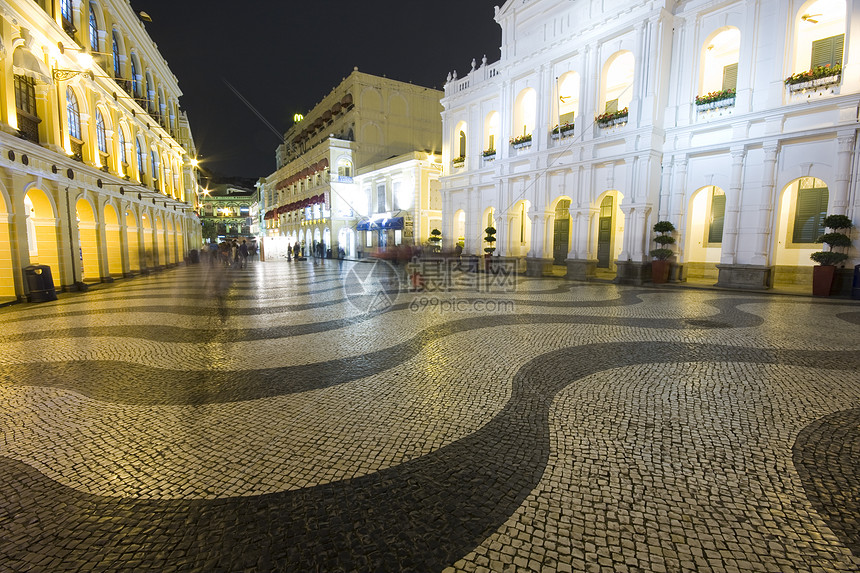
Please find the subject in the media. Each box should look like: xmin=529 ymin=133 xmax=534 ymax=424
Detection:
xmin=33 ymin=223 xmax=61 ymax=288
xmin=0 ymin=220 xmax=14 ymax=299
xmin=106 ymin=226 xmax=122 ymax=275
xmin=79 ymin=224 xmax=100 ymax=281
xmin=127 ymin=229 xmax=140 ymax=271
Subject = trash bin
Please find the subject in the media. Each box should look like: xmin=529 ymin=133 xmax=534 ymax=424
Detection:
xmin=852 ymin=264 xmax=860 ymax=300
xmin=23 ymin=265 xmax=57 ymax=303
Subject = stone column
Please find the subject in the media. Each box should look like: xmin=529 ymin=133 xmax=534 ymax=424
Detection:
xmin=658 ymin=157 xmax=673 ymax=221
xmin=526 ymin=210 xmax=552 ymax=276
xmin=832 ymin=133 xmax=856 ymax=216
xmin=669 ymin=157 xmax=687 ymax=226
xmin=751 ymin=144 xmax=779 ymax=266
xmin=720 ymin=148 xmax=747 ymax=265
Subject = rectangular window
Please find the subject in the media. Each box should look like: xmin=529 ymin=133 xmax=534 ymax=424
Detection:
xmin=559 ymin=111 xmax=575 ymax=125
xmin=394 ymin=230 xmax=402 ymax=246
xmin=365 ymin=231 xmax=372 ymax=248
xmin=708 ymin=189 xmax=726 ymax=244
xmin=14 ymin=75 xmax=37 ymax=116
xmin=365 ymin=189 xmax=372 ymax=216
xmin=811 ymin=34 xmax=845 ymax=69
xmin=721 ymin=63 xmax=738 ymax=91
xmin=793 ymin=179 xmax=829 ymax=244
xmin=392 ymin=182 xmax=401 ymax=211
xmin=488 ymin=134 xmax=495 ymax=151
xmin=377 ymin=184 xmax=386 ymax=213
xmin=604 ymin=99 xmax=618 ymax=114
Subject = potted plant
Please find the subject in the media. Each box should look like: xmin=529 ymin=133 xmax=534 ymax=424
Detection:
xmin=810 ymin=214 xmax=853 ymax=296
xmin=650 ymin=221 xmax=676 ymax=284
xmin=483 ymin=226 xmax=497 ymax=271
xmin=428 ymin=228 xmax=442 ymax=253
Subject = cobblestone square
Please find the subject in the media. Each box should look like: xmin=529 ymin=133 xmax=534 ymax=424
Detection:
xmin=1 ymin=260 xmax=859 ymax=572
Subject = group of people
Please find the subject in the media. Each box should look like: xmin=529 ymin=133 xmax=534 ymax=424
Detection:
xmin=205 ymin=239 xmax=257 ymax=269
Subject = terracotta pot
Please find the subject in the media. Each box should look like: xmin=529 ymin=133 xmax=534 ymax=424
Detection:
xmin=812 ymin=265 xmax=836 ymax=296
xmin=651 ymin=260 xmax=670 ymax=284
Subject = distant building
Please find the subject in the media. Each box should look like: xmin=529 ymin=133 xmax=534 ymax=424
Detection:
xmin=0 ymin=0 xmax=200 ymax=303
xmin=441 ymin=0 xmax=859 ymax=290
xmin=198 ymin=176 xmax=258 ymax=241
xmin=261 ymin=69 xmax=443 ymax=259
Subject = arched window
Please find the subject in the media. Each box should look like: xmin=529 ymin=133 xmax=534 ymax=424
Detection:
xmin=145 ymin=73 xmax=155 ymax=113
xmin=792 ymin=0 xmax=846 ymax=75
xmin=513 ymin=88 xmax=536 ymax=141
xmin=701 ymin=28 xmax=741 ymax=97
xmin=130 ymin=55 xmax=140 ymax=97
xmin=557 ymin=72 xmax=580 ymax=127
xmin=89 ymin=4 xmax=99 ymax=52
xmin=151 ymin=149 xmax=159 ymax=182
xmin=96 ymin=109 xmax=107 ymax=154
xmin=136 ymin=138 xmax=145 ymax=180
xmin=792 ymin=177 xmax=829 ymax=243
xmin=112 ymin=31 xmax=121 ymax=79
xmin=484 ymin=111 xmax=499 ymax=153
xmin=337 ymin=158 xmax=352 ymax=179
xmin=603 ymin=52 xmax=634 ymax=114
xmin=119 ymin=126 xmax=128 ymax=165
xmin=66 ymin=87 xmax=81 ymax=140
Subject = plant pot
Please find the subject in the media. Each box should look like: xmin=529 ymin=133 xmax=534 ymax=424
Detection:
xmin=812 ymin=265 xmax=836 ymax=296
xmin=651 ymin=260 xmax=670 ymax=284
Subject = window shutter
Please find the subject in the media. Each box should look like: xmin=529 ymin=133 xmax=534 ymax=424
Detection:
xmin=721 ymin=63 xmax=738 ymax=91
xmin=605 ymin=99 xmax=618 ymax=114
xmin=559 ymin=111 xmax=575 ymax=125
xmin=708 ymin=191 xmax=726 ymax=244
xmin=793 ymin=186 xmax=828 ymax=243
xmin=811 ymin=34 xmax=844 ymax=68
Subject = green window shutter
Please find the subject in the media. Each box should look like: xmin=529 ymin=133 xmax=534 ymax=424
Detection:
xmin=708 ymin=191 xmax=726 ymax=244
xmin=559 ymin=111 xmax=575 ymax=125
xmin=793 ymin=186 xmax=829 ymax=243
xmin=605 ymin=99 xmax=618 ymax=114
xmin=488 ymin=134 xmax=494 ymax=151
xmin=721 ymin=63 xmax=738 ymax=91
xmin=811 ymin=34 xmax=845 ymax=68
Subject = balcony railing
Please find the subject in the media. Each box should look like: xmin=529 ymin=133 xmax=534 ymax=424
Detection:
xmin=16 ymin=112 xmax=40 ymax=144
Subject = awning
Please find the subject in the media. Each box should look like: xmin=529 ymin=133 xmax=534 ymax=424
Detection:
xmin=13 ymin=47 xmax=51 ymax=84
xmin=357 ymin=217 xmax=404 ymax=231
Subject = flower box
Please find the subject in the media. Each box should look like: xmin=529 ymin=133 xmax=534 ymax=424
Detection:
xmin=452 ymin=156 xmax=465 ymax=168
xmin=551 ymin=124 xmax=576 ymax=139
xmin=696 ymin=97 xmax=736 ymax=113
xmin=596 ymin=109 xmax=628 ymax=129
xmin=510 ymin=134 xmax=532 ymax=149
xmin=482 ymin=151 xmax=496 ymax=162
xmin=785 ymin=65 xmax=842 ymax=93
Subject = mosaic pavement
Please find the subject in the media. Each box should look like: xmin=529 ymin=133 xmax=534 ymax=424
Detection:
xmin=1 ymin=259 xmax=859 ymax=572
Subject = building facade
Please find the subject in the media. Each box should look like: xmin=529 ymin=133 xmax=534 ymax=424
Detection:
xmin=261 ymin=70 xmax=442 ymax=259
xmin=197 ymin=177 xmax=257 ymax=242
xmin=440 ymin=0 xmax=860 ymax=289
xmin=0 ymin=0 xmax=200 ymax=303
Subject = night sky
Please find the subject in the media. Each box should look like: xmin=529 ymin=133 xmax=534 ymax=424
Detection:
xmin=134 ymin=1 xmax=502 ymax=179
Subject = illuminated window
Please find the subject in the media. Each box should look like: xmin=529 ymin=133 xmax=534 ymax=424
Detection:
xmin=701 ymin=28 xmax=741 ymax=95
xmin=377 ymin=184 xmax=386 ymax=213
xmin=708 ymin=188 xmax=726 ymax=244
xmin=392 ymin=181 xmax=401 ymax=211
xmin=130 ymin=56 xmax=140 ymax=97
xmin=151 ymin=150 xmax=158 ymax=179
xmin=112 ymin=32 xmax=121 ymax=78
xmin=66 ymin=88 xmax=81 ymax=140
xmin=14 ymin=75 xmax=37 ymax=116
xmin=602 ymin=52 xmax=634 ymax=113
xmin=136 ymin=139 xmax=145 ymax=180
xmin=96 ymin=110 xmax=107 ymax=154
xmin=557 ymin=72 xmax=580 ymax=126
xmin=513 ymin=88 xmax=536 ymax=139
xmin=61 ymin=0 xmax=73 ymax=29
xmin=484 ymin=111 xmax=499 ymax=152
xmin=119 ymin=127 xmax=127 ymax=164
xmin=793 ymin=0 xmax=846 ymax=73
xmin=337 ymin=159 xmax=352 ymax=178
xmin=459 ymin=131 xmax=466 ymax=157
xmin=793 ymin=177 xmax=829 ymax=243
xmin=89 ymin=4 xmax=99 ymax=52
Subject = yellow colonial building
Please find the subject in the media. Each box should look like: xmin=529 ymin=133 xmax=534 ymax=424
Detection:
xmin=261 ymin=69 xmax=443 ymax=259
xmin=0 ymin=0 xmax=200 ymax=303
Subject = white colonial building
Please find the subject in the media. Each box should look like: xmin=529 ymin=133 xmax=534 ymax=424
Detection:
xmin=440 ymin=0 xmax=860 ymax=290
